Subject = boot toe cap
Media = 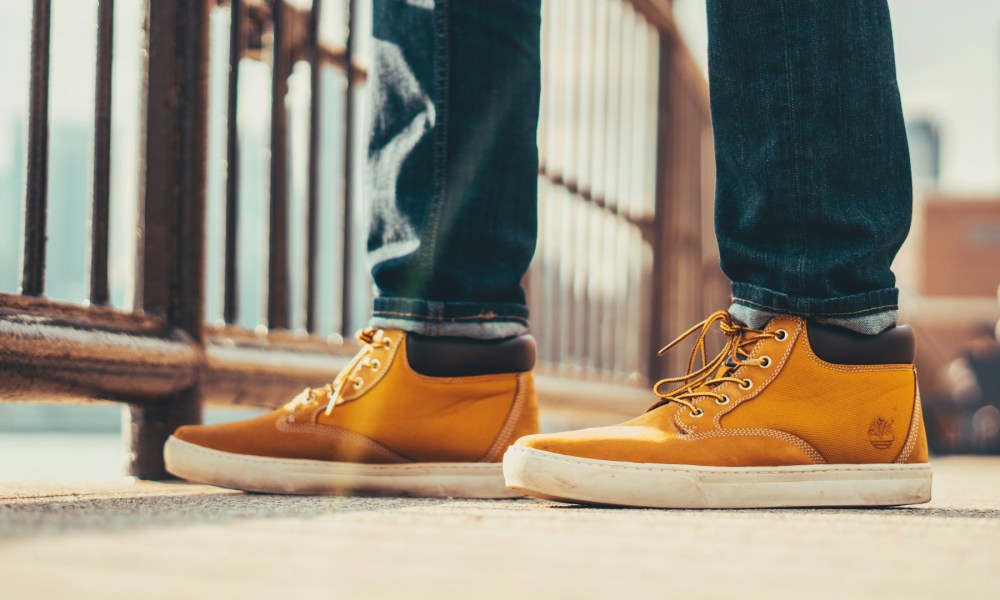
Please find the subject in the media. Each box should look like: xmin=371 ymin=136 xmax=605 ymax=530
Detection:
xmin=514 ymin=426 xmax=671 ymax=463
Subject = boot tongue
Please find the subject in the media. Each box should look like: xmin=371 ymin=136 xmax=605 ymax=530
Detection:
xmin=691 ymin=355 xmax=739 ymax=397
xmin=715 ymin=351 xmax=741 ymax=378
xmin=674 ymin=362 xmax=731 ymax=403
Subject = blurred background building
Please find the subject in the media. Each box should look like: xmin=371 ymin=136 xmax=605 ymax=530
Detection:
xmin=2 ymin=0 xmax=1000 ymax=480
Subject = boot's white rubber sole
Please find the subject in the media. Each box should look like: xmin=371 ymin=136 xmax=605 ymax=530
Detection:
xmin=503 ymin=446 xmax=932 ymax=508
xmin=164 ymin=436 xmax=519 ymax=498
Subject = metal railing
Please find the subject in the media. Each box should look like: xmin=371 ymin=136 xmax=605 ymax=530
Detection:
xmin=0 ymin=0 xmax=725 ymax=477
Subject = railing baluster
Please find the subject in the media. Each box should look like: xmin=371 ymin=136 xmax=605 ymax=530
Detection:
xmin=583 ymin=4 xmax=598 ymax=371
xmin=134 ymin=0 xmax=210 ymax=478
xmin=605 ymin=1 xmax=623 ymax=374
xmin=591 ymin=0 xmax=611 ymax=374
xmin=340 ymin=0 xmax=357 ymax=336
xmin=617 ymin=5 xmax=636 ymax=220
xmin=223 ymin=0 xmax=244 ymax=325
xmin=89 ymin=0 xmax=114 ymax=306
xmin=649 ymin=11 xmax=676 ymax=380
xmin=538 ymin=0 xmax=555 ymax=365
xmin=21 ymin=0 xmax=52 ymax=298
xmin=556 ymin=0 xmax=571 ymax=368
xmin=268 ymin=0 xmax=291 ymax=330
xmin=0 ymin=0 xmax=726 ymax=471
xmin=305 ymin=0 xmax=323 ymax=334
xmin=567 ymin=1 xmax=585 ymax=369
xmin=620 ymin=6 xmax=640 ymax=376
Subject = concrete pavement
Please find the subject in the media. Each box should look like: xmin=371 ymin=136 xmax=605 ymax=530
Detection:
xmin=1 ymin=456 xmax=999 ymax=599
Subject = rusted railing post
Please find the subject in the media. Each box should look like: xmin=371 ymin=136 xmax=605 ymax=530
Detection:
xmin=21 ymin=0 xmax=52 ymax=298
xmin=340 ymin=0 xmax=358 ymax=336
xmin=89 ymin=0 xmax=114 ymax=307
xmin=648 ymin=28 xmax=675 ymax=382
xmin=647 ymin=19 xmax=724 ymax=380
xmin=128 ymin=0 xmax=211 ymax=479
xmin=267 ymin=0 xmax=292 ymax=330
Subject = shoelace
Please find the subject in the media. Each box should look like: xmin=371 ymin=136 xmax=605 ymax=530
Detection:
xmin=651 ymin=310 xmax=782 ymax=416
xmin=284 ymin=328 xmax=392 ymax=416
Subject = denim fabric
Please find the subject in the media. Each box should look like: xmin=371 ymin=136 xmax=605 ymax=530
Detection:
xmin=708 ymin=0 xmax=912 ymax=334
xmin=366 ymin=0 xmax=541 ymax=338
xmin=366 ymin=0 xmax=912 ymax=339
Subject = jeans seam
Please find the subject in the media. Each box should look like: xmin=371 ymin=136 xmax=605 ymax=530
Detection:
xmin=434 ymin=301 xmax=444 ymax=335
xmin=732 ymin=296 xmax=898 ymax=317
xmin=372 ymin=309 xmax=529 ymax=324
xmin=777 ymin=0 xmax=808 ymax=294
xmin=419 ymin=0 xmax=450 ymax=285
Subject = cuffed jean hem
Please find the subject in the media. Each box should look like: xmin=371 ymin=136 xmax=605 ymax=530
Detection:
xmin=729 ymin=283 xmax=899 ymax=335
xmin=370 ymin=297 xmax=530 ymax=339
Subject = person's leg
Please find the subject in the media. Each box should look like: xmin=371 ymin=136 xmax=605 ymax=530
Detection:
xmin=165 ymin=0 xmax=542 ymax=496
xmin=504 ymin=0 xmax=931 ymax=509
xmin=367 ymin=0 xmax=541 ymax=339
xmin=709 ymin=0 xmax=912 ymax=335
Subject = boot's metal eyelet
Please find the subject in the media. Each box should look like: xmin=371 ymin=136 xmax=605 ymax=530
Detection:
xmin=758 ymin=355 xmax=771 ymax=368
xmin=382 ymin=339 xmax=392 ymax=349
xmin=739 ymin=378 xmax=753 ymax=391
xmin=774 ymin=329 xmax=788 ymax=342
xmin=715 ymin=394 xmax=730 ymax=405
xmin=689 ymin=408 xmax=705 ymax=418
xmin=370 ymin=359 xmax=381 ymax=372
xmin=353 ymin=377 xmax=364 ymax=389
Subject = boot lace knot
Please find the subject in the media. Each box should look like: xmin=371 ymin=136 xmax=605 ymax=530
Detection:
xmin=651 ymin=310 xmax=780 ymax=416
xmin=283 ymin=328 xmax=392 ymax=415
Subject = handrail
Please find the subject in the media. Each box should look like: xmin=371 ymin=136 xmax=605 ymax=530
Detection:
xmin=0 ymin=0 xmax=722 ymax=478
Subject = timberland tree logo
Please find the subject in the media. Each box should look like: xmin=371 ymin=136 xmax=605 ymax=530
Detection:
xmin=868 ymin=417 xmax=895 ymax=449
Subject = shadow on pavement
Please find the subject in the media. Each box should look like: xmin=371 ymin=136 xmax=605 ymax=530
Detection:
xmin=0 ymin=481 xmax=452 ymax=540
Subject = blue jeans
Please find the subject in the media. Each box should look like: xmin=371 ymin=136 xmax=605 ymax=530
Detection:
xmin=709 ymin=0 xmax=911 ymax=334
xmin=366 ymin=0 xmax=911 ymax=338
xmin=367 ymin=0 xmax=540 ymax=338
